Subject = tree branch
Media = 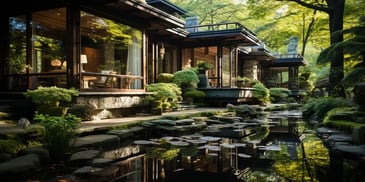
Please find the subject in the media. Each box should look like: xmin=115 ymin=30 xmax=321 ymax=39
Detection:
xmin=278 ymin=0 xmax=329 ymax=13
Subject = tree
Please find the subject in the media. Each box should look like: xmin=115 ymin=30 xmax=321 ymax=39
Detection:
xmin=318 ymin=22 xmax=365 ymax=89
xmin=281 ymin=0 xmax=346 ymax=97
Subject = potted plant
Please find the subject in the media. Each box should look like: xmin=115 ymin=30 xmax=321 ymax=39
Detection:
xmin=235 ymin=76 xmax=251 ymax=87
xmin=196 ymin=61 xmax=214 ymax=74
xmin=194 ymin=61 xmax=214 ymax=88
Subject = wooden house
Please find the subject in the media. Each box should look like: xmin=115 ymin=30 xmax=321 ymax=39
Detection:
xmin=0 ymin=0 xmax=305 ymax=118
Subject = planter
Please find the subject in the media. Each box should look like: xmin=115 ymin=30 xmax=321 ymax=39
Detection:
xmin=237 ymin=80 xmax=251 ymax=88
xmin=198 ymin=73 xmax=210 ymax=88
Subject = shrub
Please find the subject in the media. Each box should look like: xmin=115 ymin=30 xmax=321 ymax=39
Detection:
xmin=157 ymin=73 xmax=174 ymax=83
xmin=24 ymin=86 xmax=79 ymax=117
xmin=183 ymin=89 xmax=206 ymax=98
xmin=196 ymin=61 xmax=214 ymax=73
xmin=252 ymin=83 xmax=270 ymax=105
xmin=0 ymin=139 xmax=26 ymax=155
xmin=172 ymin=70 xmax=200 ymax=91
xmin=34 ymin=114 xmax=80 ymax=162
xmin=146 ymin=83 xmax=182 ymax=112
xmin=24 ymin=86 xmax=79 ymax=107
xmin=302 ymin=97 xmax=348 ymax=122
xmin=269 ymin=87 xmax=292 ymax=103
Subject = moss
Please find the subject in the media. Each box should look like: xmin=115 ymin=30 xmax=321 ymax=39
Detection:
xmin=324 ymin=120 xmax=363 ymax=133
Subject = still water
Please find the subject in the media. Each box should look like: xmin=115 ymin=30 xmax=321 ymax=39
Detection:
xmin=95 ymin=109 xmax=329 ymax=182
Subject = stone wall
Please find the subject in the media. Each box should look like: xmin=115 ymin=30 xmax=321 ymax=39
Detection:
xmin=76 ymin=93 xmax=151 ymax=118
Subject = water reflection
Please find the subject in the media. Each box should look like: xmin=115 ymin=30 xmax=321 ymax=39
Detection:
xmin=104 ymin=108 xmax=328 ymax=182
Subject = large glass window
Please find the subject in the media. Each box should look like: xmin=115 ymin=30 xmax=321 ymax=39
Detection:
xmin=80 ymin=12 xmax=143 ymax=89
xmin=8 ymin=8 xmax=67 ymax=90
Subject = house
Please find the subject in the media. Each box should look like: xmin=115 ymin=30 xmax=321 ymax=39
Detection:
xmin=0 ymin=0 xmax=305 ymax=119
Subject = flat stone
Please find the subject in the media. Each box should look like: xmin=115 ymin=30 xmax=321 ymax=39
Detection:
xmin=107 ymin=129 xmax=134 ymax=139
xmin=69 ymin=150 xmax=101 ymax=166
xmin=91 ymin=158 xmax=113 ymax=168
xmin=73 ymin=134 xmax=120 ymax=149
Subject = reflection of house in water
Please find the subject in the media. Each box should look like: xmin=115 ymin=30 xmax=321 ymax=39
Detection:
xmin=0 ymin=0 xmax=306 ymax=117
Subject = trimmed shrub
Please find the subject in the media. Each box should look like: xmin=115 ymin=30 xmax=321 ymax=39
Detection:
xmin=157 ymin=73 xmax=174 ymax=83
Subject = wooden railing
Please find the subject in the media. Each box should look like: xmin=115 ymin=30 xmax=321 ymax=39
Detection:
xmin=81 ymin=72 xmax=143 ymax=90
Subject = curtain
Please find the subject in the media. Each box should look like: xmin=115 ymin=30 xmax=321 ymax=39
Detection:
xmin=127 ymin=32 xmax=142 ymax=89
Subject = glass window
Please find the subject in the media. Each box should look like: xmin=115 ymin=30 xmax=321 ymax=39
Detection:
xmin=222 ymin=47 xmax=231 ymax=87
xmin=8 ymin=16 xmax=27 ymax=74
xmin=8 ymin=8 xmax=67 ymax=89
xmin=80 ymin=12 xmax=143 ymax=89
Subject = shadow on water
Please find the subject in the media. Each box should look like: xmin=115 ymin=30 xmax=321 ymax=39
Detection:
xmin=96 ymin=108 xmax=330 ymax=182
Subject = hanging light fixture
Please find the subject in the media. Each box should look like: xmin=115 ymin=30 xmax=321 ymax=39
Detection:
xmin=159 ymin=43 xmax=165 ymax=59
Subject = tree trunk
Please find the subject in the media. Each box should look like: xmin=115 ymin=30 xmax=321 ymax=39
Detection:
xmin=291 ymin=0 xmax=346 ymax=97
xmin=326 ymin=0 xmax=346 ymax=97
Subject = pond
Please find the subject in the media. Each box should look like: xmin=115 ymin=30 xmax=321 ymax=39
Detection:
xmin=89 ymin=107 xmax=330 ymax=182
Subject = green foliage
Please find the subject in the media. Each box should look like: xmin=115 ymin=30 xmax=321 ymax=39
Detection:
xmin=271 ymin=133 xmax=329 ymax=182
xmin=7 ymin=53 xmax=31 ymax=73
xmin=183 ymin=89 xmax=206 ymax=98
xmin=269 ymin=87 xmax=291 ymax=103
xmin=24 ymin=86 xmax=79 ymax=107
xmin=235 ymin=76 xmax=251 ymax=82
xmin=146 ymin=83 xmax=182 ymax=112
xmin=252 ymin=82 xmax=270 ymax=104
xmin=0 ymin=139 xmax=27 ymax=155
xmin=34 ymin=114 xmax=80 ymax=162
xmin=302 ymin=97 xmax=348 ymax=122
xmin=36 ymin=105 xmax=69 ymax=117
xmin=322 ymin=107 xmax=362 ymax=133
xmin=157 ymin=73 xmax=174 ymax=83
xmin=145 ymin=140 xmax=180 ymax=160
xmin=317 ymin=24 xmax=365 ymax=90
xmin=172 ymin=70 xmax=200 ymax=90
xmin=324 ymin=120 xmax=362 ymax=134
xmin=196 ymin=61 xmax=214 ymax=72
xmin=67 ymin=104 xmax=95 ymax=121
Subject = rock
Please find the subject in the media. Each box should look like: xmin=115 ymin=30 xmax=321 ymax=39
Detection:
xmin=23 ymin=146 xmax=50 ymax=164
xmin=73 ymin=165 xmax=102 ymax=176
xmin=0 ymin=153 xmax=41 ymax=178
xmin=353 ymin=82 xmax=365 ymax=110
xmin=107 ymin=129 xmax=134 ymax=140
xmin=68 ymin=150 xmax=101 ymax=166
xmin=91 ymin=158 xmax=113 ymax=168
xmin=0 ymin=153 xmax=12 ymax=162
xmin=353 ymin=125 xmax=365 ymax=144
xmin=72 ymin=134 xmax=120 ymax=150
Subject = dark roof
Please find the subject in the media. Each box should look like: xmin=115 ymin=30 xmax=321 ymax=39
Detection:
xmin=182 ymin=22 xmax=262 ymax=47
xmin=147 ymin=0 xmax=187 ymax=17
xmin=239 ymin=46 xmax=274 ymax=61
xmin=273 ymin=54 xmax=307 ymax=66
xmin=83 ymin=0 xmax=187 ymax=40
xmin=260 ymin=54 xmax=306 ymax=66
